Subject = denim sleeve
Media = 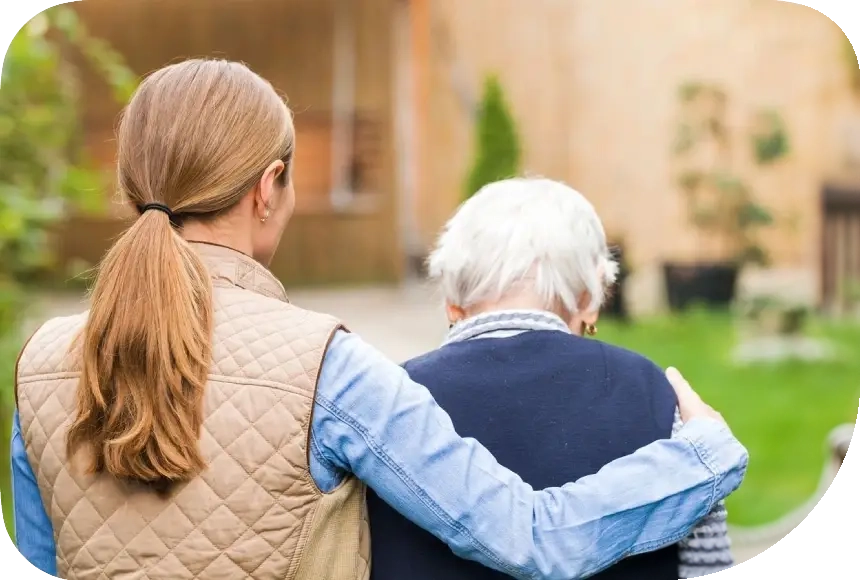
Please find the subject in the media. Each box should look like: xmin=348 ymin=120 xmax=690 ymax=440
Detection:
xmin=311 ymin=330 xmax=749 ymax=580
xmin=672 ymin=409 xmax=735 ymax=578
xmin=10 ymin=411 xmax=57 ymax=576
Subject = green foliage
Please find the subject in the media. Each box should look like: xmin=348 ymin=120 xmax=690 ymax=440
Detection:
xmin=678 ymin=81 xmax=703 ymax=103
xmin=673 ymin=82 xmax=788 ymax=267
xmin=0 ymin=11 xmax=135 ymax=537
xmin=0 ymin=7 xmax=135 ymax=295
xmin=1 ymin=331 xmax=19 ymax=540
xmin=464 ymin=75 xmax=521 ymax=200
xmin=752 ymin=110 xmax=789 ymax=165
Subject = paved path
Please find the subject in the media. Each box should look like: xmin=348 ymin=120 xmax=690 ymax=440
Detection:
xmin=26 ymin=282 xmax=448 ymax=363
xmin=28 ymin=283 xmax=789 ymax=563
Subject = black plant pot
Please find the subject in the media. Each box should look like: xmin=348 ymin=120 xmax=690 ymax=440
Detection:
xmin=663 ymin=262 xmax=739 ymax=311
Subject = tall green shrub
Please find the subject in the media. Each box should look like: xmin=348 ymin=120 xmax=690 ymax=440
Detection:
xmin=464 ymin=75 xmax=522 ymax=200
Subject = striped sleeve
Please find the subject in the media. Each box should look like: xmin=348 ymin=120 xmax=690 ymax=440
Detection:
xmin=672 ymin=409 xmax=736 ymax=578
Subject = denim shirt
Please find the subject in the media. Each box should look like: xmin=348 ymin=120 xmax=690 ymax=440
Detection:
xmin=11 ymin=329 xmax=748 ymax=580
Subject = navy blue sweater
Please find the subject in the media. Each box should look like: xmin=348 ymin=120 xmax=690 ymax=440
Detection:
xmin=367 ymin=330 xmax=680 ymax=580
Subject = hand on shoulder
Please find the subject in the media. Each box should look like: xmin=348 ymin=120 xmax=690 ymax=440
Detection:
xmin=666 ymin=367 xmax=726 ymax=426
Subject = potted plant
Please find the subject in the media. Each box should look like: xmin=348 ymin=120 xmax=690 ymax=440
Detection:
xmin=664 ymin=82 xmax=789 ymax=310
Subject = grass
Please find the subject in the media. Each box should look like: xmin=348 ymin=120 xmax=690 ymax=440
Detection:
xmin=599 ymin=311 xmax=860 ymax=527
xmin=0 ymin=311 xmax=857 ymax=537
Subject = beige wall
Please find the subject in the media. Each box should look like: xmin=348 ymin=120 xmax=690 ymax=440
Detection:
xmin=420 ymin=0 xmax=859 ymax=310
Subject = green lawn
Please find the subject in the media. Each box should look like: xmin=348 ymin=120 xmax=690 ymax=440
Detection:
xmin=598 ymin=311 xmax=860 ymax=527
xmin=0 ymin=312 xmax=857 ymax=540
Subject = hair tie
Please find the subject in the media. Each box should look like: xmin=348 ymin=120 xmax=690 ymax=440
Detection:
xmin=140 ymin=202 xmax=177 ymax=224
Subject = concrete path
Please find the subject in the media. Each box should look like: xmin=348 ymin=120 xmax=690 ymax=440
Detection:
xmin=27 ymin=283 xmax=806 ymax=564
xmin=25 ymin=282 xmax=448 ymax=364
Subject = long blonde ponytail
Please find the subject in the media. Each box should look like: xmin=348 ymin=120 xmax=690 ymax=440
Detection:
xmin=66 ymin=59 xmax=295 ymax=490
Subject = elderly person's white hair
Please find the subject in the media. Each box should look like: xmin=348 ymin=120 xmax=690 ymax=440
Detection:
xmin=428 ymin=178 xmax=618 ymax=315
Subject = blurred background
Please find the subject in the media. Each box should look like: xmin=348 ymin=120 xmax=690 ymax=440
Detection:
xmin=1 ymin=0 xmax=858 ymax=565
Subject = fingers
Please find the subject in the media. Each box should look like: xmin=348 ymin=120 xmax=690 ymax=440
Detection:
xmin=667 ymin=366 xmax=727 ymax=426
xmin=666 ymin=366 xmax=696 ymax=399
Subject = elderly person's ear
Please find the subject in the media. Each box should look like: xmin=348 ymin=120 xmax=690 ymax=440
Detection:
xmin=578 ymin=318 xmax=599 ymax=337
xmin=446 ymin=304 xmax=466 ymax=328
xmin=569 ymin=291 xmax=600 ymax=336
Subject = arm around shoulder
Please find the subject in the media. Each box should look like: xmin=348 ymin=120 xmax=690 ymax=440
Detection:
xmin=309 ymin=330 xmax=748 ymax=579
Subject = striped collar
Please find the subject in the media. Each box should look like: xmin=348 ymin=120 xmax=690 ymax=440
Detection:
xmin=444 ymin=310 xmax=571 ymax=345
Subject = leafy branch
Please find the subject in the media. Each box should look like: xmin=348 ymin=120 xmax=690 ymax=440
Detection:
xmin=0 ymin=6 xmax=136 ymax=300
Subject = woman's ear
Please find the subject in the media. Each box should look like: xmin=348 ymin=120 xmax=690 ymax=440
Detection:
xmin=446 ymin=304 xmax=466 ymax=327
xmin=256 ymin=160 xmax=286 ymax=218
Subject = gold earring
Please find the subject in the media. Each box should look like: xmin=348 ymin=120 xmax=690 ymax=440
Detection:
xmin=584 ymin=323 xmax=597 ymax=337
xmin=261 ymin=208 xmax=271 ymax=223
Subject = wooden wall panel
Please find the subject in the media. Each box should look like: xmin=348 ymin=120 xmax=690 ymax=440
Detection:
xmin=56 ymin=0 xmax=402 ymax=286
xmin=54 ymin=211 xmax=399 ymax=287
xmin=821 ymin=185 xmax=860 ymax=312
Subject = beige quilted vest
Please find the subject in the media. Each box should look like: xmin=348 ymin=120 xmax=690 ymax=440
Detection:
xmin=16 ymin=242 xmax=371 ymax=580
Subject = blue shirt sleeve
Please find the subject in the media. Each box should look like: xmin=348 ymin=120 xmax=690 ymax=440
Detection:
xmin=10 ymin=410 xmax=57 ymax=576
xmin=310 ymin=330 xmax=748 ymax=580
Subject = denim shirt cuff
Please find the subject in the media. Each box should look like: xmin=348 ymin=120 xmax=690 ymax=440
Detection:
xmin=676 ymin=418 xmax=749 ymax=500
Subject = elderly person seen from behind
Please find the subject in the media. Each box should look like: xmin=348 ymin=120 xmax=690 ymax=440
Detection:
xmin=367 ymin=177 xmax=736 ymax=580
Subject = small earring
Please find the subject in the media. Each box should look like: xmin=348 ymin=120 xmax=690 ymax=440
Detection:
xmin=260 ymin=208 xmax=271 ymax=223
xmin=583 ymin=323 xmax=597 ymax=337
